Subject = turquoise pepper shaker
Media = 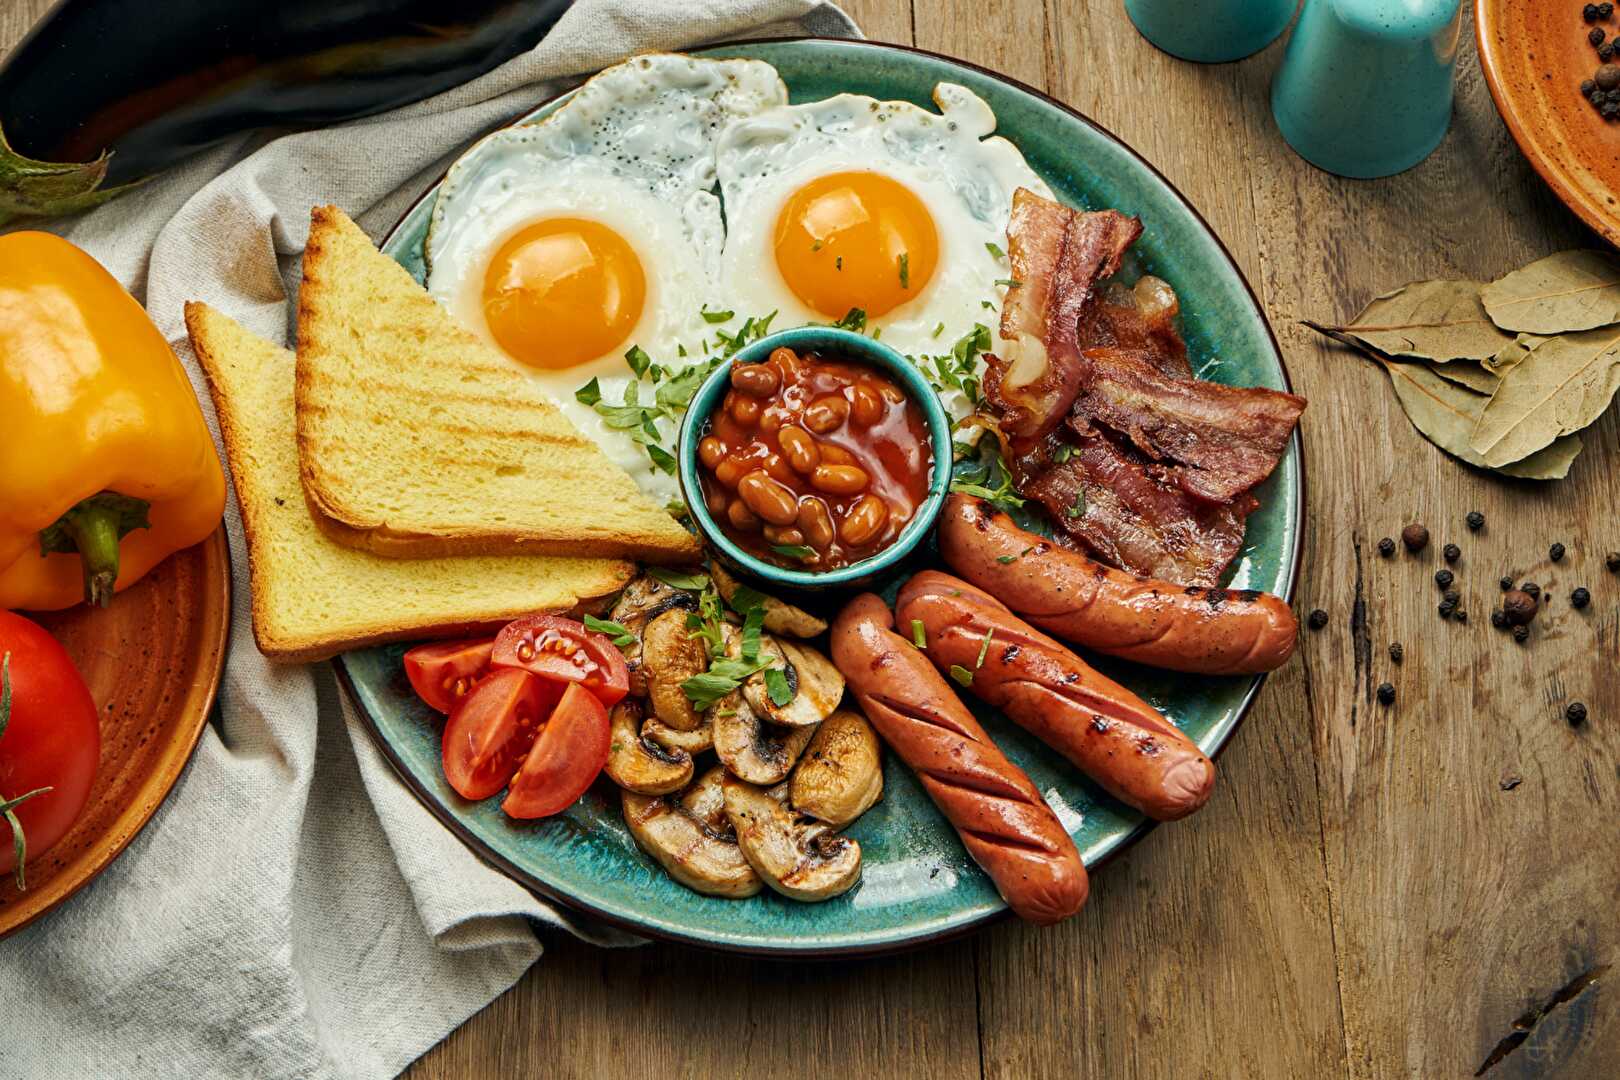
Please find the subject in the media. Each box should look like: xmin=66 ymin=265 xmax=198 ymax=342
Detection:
xmin=1271 ymin=0 xmax=1463 ymax=178
xmin=1124 ymin=0 xmax=1297 ymax=63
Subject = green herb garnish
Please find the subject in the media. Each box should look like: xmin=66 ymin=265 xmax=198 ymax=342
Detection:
xmin=985 ymin=241 xmax=1005 ymax=260
xmin=583 ymin=614 xmax=637 ymax=648
xmin=624 ymin=345 xmax=652 ymax=377
xmin=764 ymin=668 xmax=793 ymax=707
xmin=701 ymin=306 xmax=734 ymax=324
xmin=770 ymin=543 xmax=816 ymax=561
xmin=574 ymin=378 xmax=602 ymax=406
xmin=911 ymin=619 xmax=927 ymax=649
xmin=648 ymin=567 xmax=711 ymax=591
xmin=898 ymin=252 xmax=910 ymax=289
xmin=948 ymin=664 xmax=974 ymax=688
xmin=833 ymin=308 xmax=868 ymax=333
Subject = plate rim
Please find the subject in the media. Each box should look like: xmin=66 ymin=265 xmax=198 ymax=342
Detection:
xmin=339 ymin=35 xmax=1306 ymax=957
xmin=0 ymin=525 xmax=233 ymax=940
xmin=1475 ymin=0 xmax=1620 ymax=247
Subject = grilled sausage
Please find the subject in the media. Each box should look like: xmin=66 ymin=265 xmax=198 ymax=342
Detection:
xmin=939 ymin=494 xmax=1297 ymax=675
xmin=830 ymin=593 xmax=1087 ymax=924
xmin=896 ymin=570 xmax=1214 ymax=821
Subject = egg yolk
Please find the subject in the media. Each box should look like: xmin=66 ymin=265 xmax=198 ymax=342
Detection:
xmin=481 ymin=217 xmax=646 ymax=370
xmin=773 ymin=171 xmax=938 ymax=320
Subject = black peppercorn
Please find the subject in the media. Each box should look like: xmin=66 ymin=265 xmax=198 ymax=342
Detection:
xmin=1592 ymin=28 xmax=1606 ymax=46
xmin=1585 ymin=78 xmax=1600 ymax=96
xmin=1466 ymin=511 xmax=1485 ymax=531
xmin=1443 ymin=543 xmax=1460 ymax=564
xmin=1603 ymin=2 xmax=1614 ymax=16
xmin=1566 ymin=702 xmax=1588 ymax=727
xmin=1435 ymin=569 xmax=1455 ymax=588
xmin=1377 ymin=536 xmax=1396 ymax=558
xmin=1604 ymin=44 xmax=1618 ymax=62
xmin=1587 ymin=2 xmax=1602 ymax=20
xmin=1389 ymin=642 xmax=1403 ymax=663
xmin=1521 ymin=581 xmax=1541 ymax=599
xmin=1443 ymin=588 xmax=1460 ymax=604
xmin=1376 ymin=682 xmax=1396 ymax=705
xmin=1608 ymin=552 xmax=1620 ymax=572
xmin=1503 ymin=589 xmax=1538 ymax=625
xmin=1438 ymin=602 xmax=1455 ymax=619
xmin=1491 ymin=609 xmax=1508 ymax=630
xmin=1513 ymin=624 xmax=1530 ymax=644
xmin=1402 ymin=524 xmax=1430 ymax=552
xmin=1499 ymin=575 xmax=1514 ymax=591
xmin=1550 ymin=542 xmax=1566 ymax=562
xmin=1454 ymin=609 xmax=1468 ymax=623
xmin=1307 ymin=608 xmax=1328 ymax=630
xmin=1572 ymin=587 xmax=1592 ymax=609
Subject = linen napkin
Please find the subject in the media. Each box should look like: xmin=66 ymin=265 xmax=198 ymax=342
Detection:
xmin=0 ymin=3 xmax=857 ymax=1078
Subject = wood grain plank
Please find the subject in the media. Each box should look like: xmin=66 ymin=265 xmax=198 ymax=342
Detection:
xmin=929 ymin=4 xmax=1349 ymax=1076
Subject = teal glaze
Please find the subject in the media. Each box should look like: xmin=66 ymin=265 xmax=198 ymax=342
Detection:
xmin=1124 ymin=0 xmax=1296 ymax=63
xmin=677 ymin=327 xmax=951 ymax=592
xmin=343 ymin=39 xmax=1304 ymax=955
xmin=1271 ymin=0 xmax=1462 ymax=178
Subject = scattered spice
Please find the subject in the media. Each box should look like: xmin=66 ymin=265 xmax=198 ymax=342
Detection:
xmin=1571 ymin=586 xmax=1592 ymax=609
xmin=1500 ymin=774 xmax=1523 ymax=791
xmin=1377 ymin=536 xmax=1397 ymax=558
xmin=1592 ymin=28 xmax=1607 ymax=47
xmin=1607 ymin=551 xmax=1620 ymax=572
xmin=1443 ymin=588 xmax=1461 ymax=605
xmin=1549 ymin=542 xmax=1567 ymax=562
xmin=1503 ymin=589 xmax=1538 ymax=625
xmin=1376 ymin=682 xmax=1396 ymax=705
xmin=1566 ymin=702 xmax=1588 ymax=727
xmin=1307 ymin=608 xmax=1329 ymax=630
xmin=1466 ymin=511 xmax=1485 ymax=532
xmin=1388 ymin=642 xmax=1404 ymax=663
xmin=1402 ymin=523 xmax=1430 ymax=552
xmin=1513 ymin=624 xmax=1531 ymax=644
xmin=1500 ymin=575 xmax=1515 ymax=591
xmin=1454 ymin=609 xmax=1468 ymax=623
xmin=1602 ymin=64 xmax=1620 ymax=90
xmin=1586 ymin=3 xmax=1601 ymax=20
xmin=1443 ymin=543 xmax=1461 ymax=564
xmin=1520 ymin=581 xmax=1542 ymax=599
xmin=1435 ymin=568 xmax=1455 ymax=589
xmin=1491 ymin=609 xmax=1509 ymax=630
xmin=1438 ymin=602 xmax=1455 ymax=619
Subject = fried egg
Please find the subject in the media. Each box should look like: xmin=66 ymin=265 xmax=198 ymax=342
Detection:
xmin=714 ymin=83 xmax=1053 ymax=417
xmin=425 ymin=53 xmax=786 ymax=501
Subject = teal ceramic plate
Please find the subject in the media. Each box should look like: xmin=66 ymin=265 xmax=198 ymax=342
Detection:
xmin=337 ymin=38 xmax=1303 ymax=956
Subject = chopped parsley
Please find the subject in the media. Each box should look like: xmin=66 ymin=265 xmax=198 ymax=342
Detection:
xmin=1053 ymin=445 xmax=1074 ymax=464
xmin=974 ymin=630 xmax=994 ymax=669
xmin=985 ymin=241 xmax=1005 ymax=260
xmin=583 ymin=614 xmax=636 ymax=648
xmin=911 ymin=619 xmax=927 ymax=649
xmin=898 ymin=252 xmax=910 ymax=289
xmin=624 ymin=345 xmax=652 ymax=377
xmin=1066 ymin=492 xmax=1086 ymax=518
xmin=932 ymin=322 xmax=945 ymax=338
xmin=994 ymin=278 xmax=1023 ymax=289
xmin=574 ymin=378 xmax=602 ymax=406
xmin=948 ymin=664 xmax=974 ymax=688
xmin=645 ymin=443 xmax=677 ymax=475
xmin=764 ymin=668 xmax=793 ymax=707
xmin=648 ymin=567 xmax=710 ymax=591
xmin=700 ymin=306 xmax=734 ymax=324
xmin=770 ymin=543 xmax=816 ymax=561
xmin=950 ymin=440 xmax=1025 ymax=514
xmin=833 ymin=308 xmax=868 ymax=333
xmin=996 ymin=554 xmax=1017 ymax=565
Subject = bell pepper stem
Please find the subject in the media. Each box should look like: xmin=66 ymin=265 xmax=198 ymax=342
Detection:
xmin=59 ymin=502 xmax=125 ymax=607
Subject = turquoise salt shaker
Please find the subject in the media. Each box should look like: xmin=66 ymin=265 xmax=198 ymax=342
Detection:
xmin=1124 ymin=0 xmax=1296 ymax=63
xmin=1271 ymin=0 xmax=1462 ymax=178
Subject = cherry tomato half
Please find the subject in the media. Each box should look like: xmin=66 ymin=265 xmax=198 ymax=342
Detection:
xmin=404 ymin=637 xmax=495 ymax=714
xmin=441 ymin=669 xmax=558 ymax=801
xmin=502 ymin=683 xmax=611 ymax=819
xmin=491 ymin=615 xmax=629 ymax=707
xmin=0 ymin=610 xmax=100 ymax=882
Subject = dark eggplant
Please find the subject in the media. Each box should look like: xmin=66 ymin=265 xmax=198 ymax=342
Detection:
xmin=0 ymin=0 xmax=574 ymax=223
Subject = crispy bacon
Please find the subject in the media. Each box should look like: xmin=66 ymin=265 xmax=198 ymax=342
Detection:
xmin=1070 ymin=348 xmax=1306 ymax=505
xmin=1013 ymin=429 xmax=1251 ymax=588
xmin=989 ymin=188 xmax=1140 ymax=444
xmin=981 ymin=189 xmax=1305 ymax=587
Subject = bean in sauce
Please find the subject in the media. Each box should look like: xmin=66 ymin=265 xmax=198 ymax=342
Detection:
xmin=696 ymin=347 xmax=932 ymax=570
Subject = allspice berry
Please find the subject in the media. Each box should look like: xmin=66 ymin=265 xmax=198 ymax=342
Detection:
xmin=1503 ymin=589 xmax=1538 ymax=626
xmin=1401 ymin=523 xmax=1430 ymax=553
xmin=1598 ymin=64 xmax=1620 ymax=91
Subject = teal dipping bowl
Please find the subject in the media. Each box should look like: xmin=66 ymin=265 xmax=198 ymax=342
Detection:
xmin=677 ymin=326 xmax=952 ymax=591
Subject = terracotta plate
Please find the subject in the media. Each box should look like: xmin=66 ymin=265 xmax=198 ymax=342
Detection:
xmin=1478 ymin=0 xmax=1620 ymax=244
xmin=0 ymin=529 xmax=231 ymax=938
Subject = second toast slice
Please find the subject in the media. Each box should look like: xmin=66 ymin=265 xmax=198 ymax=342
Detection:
xmin=295 ymin=205 xmax=700 ymax=563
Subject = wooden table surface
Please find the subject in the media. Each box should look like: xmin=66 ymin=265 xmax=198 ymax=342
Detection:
xmin=6 ymin=1 xmax=1615 ymax=1076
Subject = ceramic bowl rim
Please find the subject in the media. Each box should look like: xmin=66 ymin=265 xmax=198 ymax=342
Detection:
xmin=676 ymin=325 xmax=953 ymax=588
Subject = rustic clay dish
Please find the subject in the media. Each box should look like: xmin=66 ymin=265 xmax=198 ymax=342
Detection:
xmin=0 ymin=528 xmax=231 ymax=938
xmin=1478 ymin=0 xmax=1620 ymax=245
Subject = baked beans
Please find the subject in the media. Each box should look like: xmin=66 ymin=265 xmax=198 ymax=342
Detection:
xmin=696 ymin=346 xmax=932 ymax=571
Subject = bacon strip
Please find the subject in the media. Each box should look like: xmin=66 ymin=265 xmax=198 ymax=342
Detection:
xmin=990 ymin=188 xmax=1140 ymax=445
xmin=1070 ymin=348 xmax=1306 ymax=505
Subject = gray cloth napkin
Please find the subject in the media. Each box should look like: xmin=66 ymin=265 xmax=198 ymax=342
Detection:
xmin=0 ymin=3 xmax=856 ymax=1077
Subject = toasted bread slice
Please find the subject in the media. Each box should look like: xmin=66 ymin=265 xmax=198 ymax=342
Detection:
xmin=294 ymin=205 xmax=700 ymax=563
xmin=186 ymin=302 xmax=632 ymax=662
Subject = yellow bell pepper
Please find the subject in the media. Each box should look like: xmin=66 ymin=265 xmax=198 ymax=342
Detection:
xmin=0 ymin=231 xmax=225 ymax=610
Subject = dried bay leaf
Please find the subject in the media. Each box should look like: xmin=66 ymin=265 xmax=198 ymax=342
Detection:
xmin=1481 ymin=250 xmax=1620 ymax=334
xmin=1379 ymin=360 xmax=1582 ymax=480
xmin=1484 ymin=334 xmax=1540 ymax=375
xmin=1469 ymin=325 xmax=1620 ymax=466
xmin=1427 ymin=360 xmax=1498 ymax=395
xmin=1319 ymin=280 xmax=1513 ymax=361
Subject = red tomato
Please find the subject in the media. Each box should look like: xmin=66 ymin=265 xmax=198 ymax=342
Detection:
xmin=502 ymin=683 xmax=610 ymax=819
xmin=0 ymin=611 xmax=100 ymax=884
xmin=440 ymin=669 xmax=557 ymax=801
xmin=404 ymin=637 xmax=495 ymax=714
xmin=491 ymin=615 xmax=629 ymax=707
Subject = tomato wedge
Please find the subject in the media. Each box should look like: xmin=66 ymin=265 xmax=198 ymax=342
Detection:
xmin=491 ymin=615 xmax=629 ymax=707
xmin=441 ymin=669 xmax=558 ymax=800
xmin=502 ymin=683 xmax=611 ymax=819
xmin=404 ymin=637 xmax=495 ymax=714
